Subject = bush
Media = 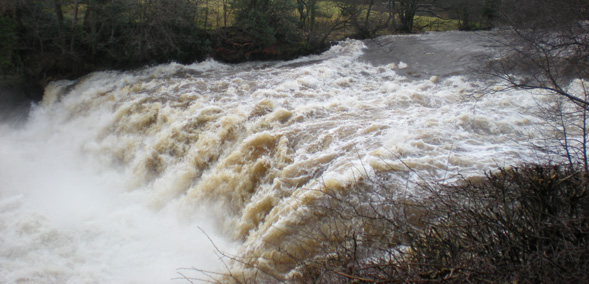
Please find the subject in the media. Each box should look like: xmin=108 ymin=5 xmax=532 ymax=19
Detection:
xmin=412 ymin=165 xmax=589 ymax=283
xmin=189 ymin=164 xmax=589 ymax=283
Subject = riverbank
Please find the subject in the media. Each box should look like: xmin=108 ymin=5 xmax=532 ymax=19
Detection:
xmin=0 ymin=29 xmax=331 ymax=110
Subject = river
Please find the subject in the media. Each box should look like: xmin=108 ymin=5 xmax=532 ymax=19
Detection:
xmin=0 ymin=31 xmax=549 ymax=283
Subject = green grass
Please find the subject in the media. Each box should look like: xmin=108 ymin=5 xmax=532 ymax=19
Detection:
xmin=414 ymin=15 xmax=459 ymax=32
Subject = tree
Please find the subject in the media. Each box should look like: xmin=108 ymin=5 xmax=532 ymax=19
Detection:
xmin=296 ymin=0 xmax=318 ymax=34
xmin=1 ymin=0 xmax=208 ymax=83
xmin=489 ymin=0 xmax=589 ymax=169
xmin=396 ymin=0 xmax=421 ymax=33
xmin=231 ymin=0 xmax=301 ymax=48
xmin=333 ymin=0 xmax=395 ymax=38
xmin=0 ymin=13 xmax=18 ymax=74
xmin=434 ymin=0 xmax=498 ymax=30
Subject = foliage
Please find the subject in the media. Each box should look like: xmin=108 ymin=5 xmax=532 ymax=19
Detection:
xmin=232 ymin=0 xmax=301 ymax=48
xmin=0 ymin=0 xmax=209 ymax=84
xmin=0 ymin=0 xmax=506 ymax=87
xmin=0 ymin=16 xmax=17 ymax=73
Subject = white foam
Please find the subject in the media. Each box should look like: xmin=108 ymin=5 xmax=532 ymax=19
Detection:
xmin=0 ymin=105 xmax=233 ymax=284
xmin=0 ymin=36 xmax=554 ymax=282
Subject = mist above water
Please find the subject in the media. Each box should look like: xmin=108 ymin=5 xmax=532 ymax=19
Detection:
xmin=0 ymin=31 xmax=548 ymax=283
xmin=0 ymin=95 xmax=232 ymax=283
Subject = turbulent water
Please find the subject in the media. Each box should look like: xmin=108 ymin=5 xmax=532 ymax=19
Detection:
xmin=0 ymin=31 xmax=551 ymax=283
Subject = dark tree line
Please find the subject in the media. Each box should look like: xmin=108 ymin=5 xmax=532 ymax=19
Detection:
xmin=1 ymin=0 xmax=207 ymax=86
xmin=0 ymin=0 xmax=506 ymax=90
xmin=433 ymin=0 xmax=498 ymax=30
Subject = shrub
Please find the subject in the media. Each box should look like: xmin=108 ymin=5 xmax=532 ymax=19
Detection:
xmin=188 ymin=164 xmax=589 ymax=283
xmin=419 ymin=165 xmax=589 ymax=283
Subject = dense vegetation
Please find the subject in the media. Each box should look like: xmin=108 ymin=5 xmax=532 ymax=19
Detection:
xmin=0 ymin=0 xmax=499 ymax=97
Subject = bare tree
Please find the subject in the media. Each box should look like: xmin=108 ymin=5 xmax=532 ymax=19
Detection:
xmin=488 ymin=0 xmax=589 ymax=169
xmin=182 ymin=164 xmax=589 ymax=283
xmin=333 ymin=0 xmax=395 ymax=38
xmin=396 ymin=0 xmax=421 ymax=32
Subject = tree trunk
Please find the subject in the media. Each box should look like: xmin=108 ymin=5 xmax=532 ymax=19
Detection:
xmin=460 ymin=6 xmax=470 ymax=30
xmin=309 ymin=0 xmax=316 ymax=33
xmin=398 ymin=0 xmax=418 ymax=33
xmin=70 ymin=0 xmax=80 ymax=52
xmin=364 ymin=0 xmax=375 ymax=36
xmin=389 ymin=0 xmax=397 ymax=31
xmin=53 ymin=0 xmax=66 ymax=52
xmin=83 ymin=0 xmax=98 ymax=55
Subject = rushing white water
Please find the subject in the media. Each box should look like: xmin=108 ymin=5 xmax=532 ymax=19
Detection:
xmin=1 ymin=31 xmax=550 ymax=283
xmin=0 ymin=94 xmax=235 ymax=283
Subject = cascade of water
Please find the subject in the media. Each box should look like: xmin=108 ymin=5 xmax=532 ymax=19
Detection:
xmin=0 ymin=32 xmax=548 ymax=283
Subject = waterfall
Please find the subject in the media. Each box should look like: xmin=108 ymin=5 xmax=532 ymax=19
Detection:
xmin=0 ymin=31 xmax=548 ymax=283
